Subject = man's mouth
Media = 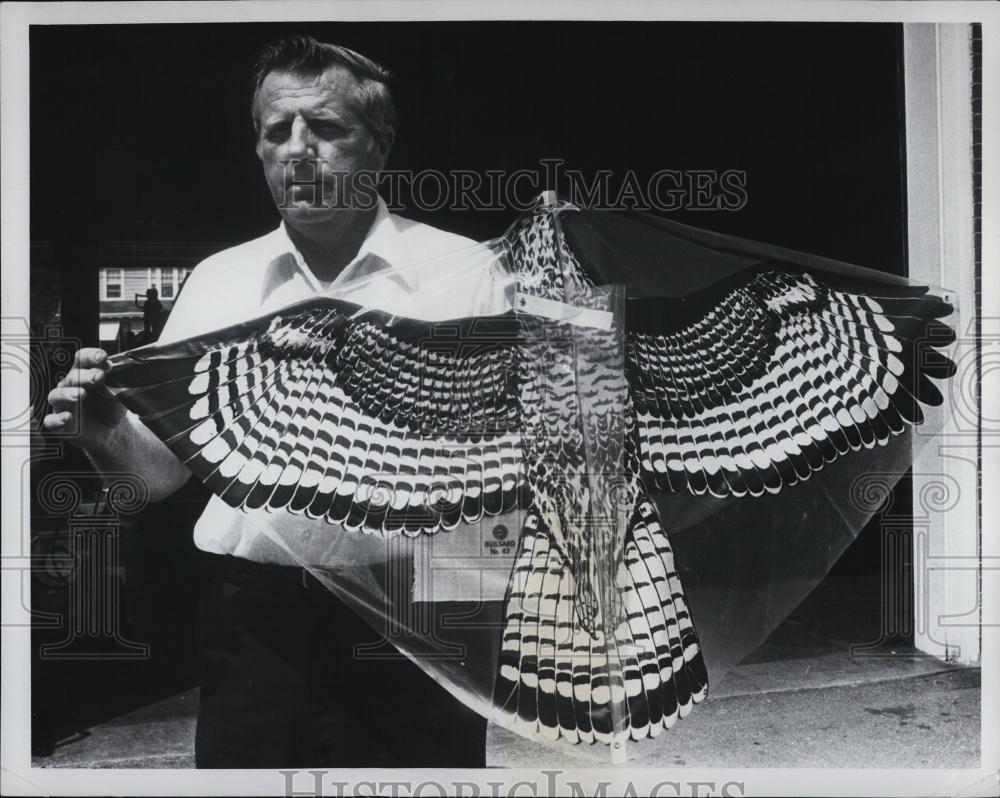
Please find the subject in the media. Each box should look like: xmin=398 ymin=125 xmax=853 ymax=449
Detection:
xmin=280 ymin=182 xmax=346 ymax=210
xmin=286 ymin=184 xmax=325 ymax=200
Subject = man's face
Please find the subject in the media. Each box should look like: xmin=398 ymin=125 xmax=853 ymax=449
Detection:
xmin=254 ymin=66 xmax=390 ymax=228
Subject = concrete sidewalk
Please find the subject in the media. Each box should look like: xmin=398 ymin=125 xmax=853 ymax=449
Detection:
xmin=486 ymin=662 xmax=980 ymax=768
xmin=32 ymin=653 xmax=980 ymax=769
xmin=31 ymin=574 xmax=982 ymax=770
xmin=34 ymin=688 xmax=198 ymax=769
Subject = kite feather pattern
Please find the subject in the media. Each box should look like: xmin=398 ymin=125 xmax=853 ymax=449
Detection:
xmin=105 ymin=198 xmax=955 ymax=747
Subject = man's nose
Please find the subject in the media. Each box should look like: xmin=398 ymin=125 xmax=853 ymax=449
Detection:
xmin=285 ymin=117 xmax=316 ymax=158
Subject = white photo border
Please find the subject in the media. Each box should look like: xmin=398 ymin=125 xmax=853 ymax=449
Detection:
xmin=2 ymin=2 xmax=997 ymax=796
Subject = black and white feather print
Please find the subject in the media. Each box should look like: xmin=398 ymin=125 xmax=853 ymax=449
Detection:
xmin=108 ymin=308 xmax=527 ymax=535
xmin=105 ymin=199 xmax=955 ymax=747
xmin=625 ymin=266 xmax=955 ymax=498
xmin=492 ymin=503 xmax=706 ymax=744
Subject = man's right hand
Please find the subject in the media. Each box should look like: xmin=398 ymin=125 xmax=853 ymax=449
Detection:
xmin=43 ymin=347 xmax=126 ymax=449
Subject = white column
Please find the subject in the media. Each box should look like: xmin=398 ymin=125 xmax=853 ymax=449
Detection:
xmin=903 ymin=23 xmax=980 ymax=664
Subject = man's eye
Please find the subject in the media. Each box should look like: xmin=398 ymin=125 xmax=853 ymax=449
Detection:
xmin=264 ymin=125 xmax=290 ymax=142
xmin=312 ymin=121 xmax=344 ymax=137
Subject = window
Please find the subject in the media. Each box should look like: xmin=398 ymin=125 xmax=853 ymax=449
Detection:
xmin=147 ymin=267 xmax=160 ymax=296
xmin=148 ymin=266 xmax=182 ymax=299
xmin=160 ymin=268 xmax=176 ymax=299
xmin=102 ymin=268 xmax=123 ymax=300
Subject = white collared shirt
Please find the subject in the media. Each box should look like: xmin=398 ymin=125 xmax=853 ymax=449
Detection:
xmin=161 ymin=198 xmax=509 ymax=342
xmin=157 ymin=199 xmax=516 ymax=564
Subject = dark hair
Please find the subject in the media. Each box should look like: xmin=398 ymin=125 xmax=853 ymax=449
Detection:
xmin=250 ymin=35 xmax=396 ymax=151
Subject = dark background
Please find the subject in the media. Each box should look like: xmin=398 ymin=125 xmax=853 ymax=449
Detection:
xmin=31 ymin=21 xmax=907 ymax=256
xmin=29 ymin=21 xmax=912 ymax=751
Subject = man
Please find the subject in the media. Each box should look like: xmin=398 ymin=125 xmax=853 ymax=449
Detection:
xmin=43 ymin=35 xmax=506 ymax=768
xmin=135 ymin=287 xmax=163 ymax=341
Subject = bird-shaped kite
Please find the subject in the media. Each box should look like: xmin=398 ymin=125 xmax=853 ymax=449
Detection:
xmin=104 ymin=196 xmax=956 ymax=750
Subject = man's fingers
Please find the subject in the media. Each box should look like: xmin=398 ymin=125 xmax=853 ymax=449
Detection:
xmin=58 ymin=367 xmax=107 ymax=389
xmin=47 ymin=385 xmax=88 ymax=409
xmin=42 ymin=410 xmax=76 ymax=431
xmin=73 ymin=347 xmax=110 ymax=371
xmin=44 ymin=348 xmax=119 ymax=443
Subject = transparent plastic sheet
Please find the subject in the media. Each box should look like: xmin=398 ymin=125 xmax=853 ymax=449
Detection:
xmin=559 ymin=206 xmax=960 ymax=691
xmin=510 ymin=272 xmax=633 ymax=760
xmin=103 ymin=194 xmax=959 ymax=766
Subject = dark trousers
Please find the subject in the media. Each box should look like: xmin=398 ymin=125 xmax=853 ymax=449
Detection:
xmin=195 ymin=554 xmax=487 ymax=768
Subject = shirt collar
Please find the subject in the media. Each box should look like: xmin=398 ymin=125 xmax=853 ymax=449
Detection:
xmin=276 ymin=196 xmax=419 ymax=294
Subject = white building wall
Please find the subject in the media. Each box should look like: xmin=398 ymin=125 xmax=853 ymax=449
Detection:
xmin=904 ymin=23 xmax=981 ymax=665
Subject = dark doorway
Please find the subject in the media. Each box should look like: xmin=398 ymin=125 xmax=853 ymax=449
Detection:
xmin=29 ymin=20 xmax=912 ymax=751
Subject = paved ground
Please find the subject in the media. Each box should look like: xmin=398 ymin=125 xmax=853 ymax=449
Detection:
xmin=32 ymin=654 xmax=980 ymax=770
xmin=34 ymin=688 xmax=198 ymax=769
xmin=32 ymin=575 xmax=982 ymax=769
xmin=486 ymin=666 xmax=980 ymax=768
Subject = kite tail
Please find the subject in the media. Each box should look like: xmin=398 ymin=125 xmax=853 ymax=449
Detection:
xmin=491 ymin=502 xmax=708 ymax=746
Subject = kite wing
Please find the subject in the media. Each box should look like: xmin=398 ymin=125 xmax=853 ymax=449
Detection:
xmin=106 ymin=299 xmax=528 ymax=536
xmin=625 ymin=266 xmax=956 ymax=498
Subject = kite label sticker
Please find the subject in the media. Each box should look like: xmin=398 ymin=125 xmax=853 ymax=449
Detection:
xmin=484 ymin=523 xmax=515 ymax=556
xmin=412 ymin=516 xmax=521 ymax=603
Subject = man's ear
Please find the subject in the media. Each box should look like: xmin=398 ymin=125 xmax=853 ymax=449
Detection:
xmin=375 ymin=127 xmax=395 ymax=168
